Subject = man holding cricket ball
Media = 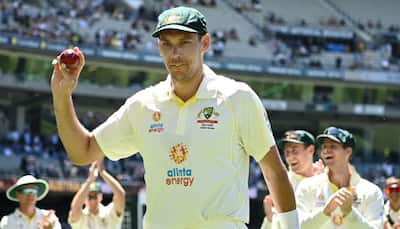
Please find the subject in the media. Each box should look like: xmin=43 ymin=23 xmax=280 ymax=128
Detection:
xmin=51 ymin=6 xmax=299 ymax=229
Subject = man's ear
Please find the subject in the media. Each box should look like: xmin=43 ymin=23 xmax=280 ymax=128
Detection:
xmin=201 ymin=33 xmax=211 ymax=52
xmin=345 ymin=147 xmax=352 ymax=160
xmin=307 ymin=145 xmax=315 ymax=156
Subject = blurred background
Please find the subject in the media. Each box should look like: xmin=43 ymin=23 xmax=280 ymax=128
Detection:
xmin=0 ymin=0 xmax=399 ymax=228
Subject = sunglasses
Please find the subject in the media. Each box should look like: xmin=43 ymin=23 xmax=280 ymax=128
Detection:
xmin=19 ymin=188 xmax=38 ymax=196
xmin=386 ymin=186 xmax=400 ymax=194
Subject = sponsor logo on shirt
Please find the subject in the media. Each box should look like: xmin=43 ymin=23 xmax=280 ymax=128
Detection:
xmin=169 ymin=143 xmax=188 ymax=164
xmin=165 ymin=143 xmax=195 ymax=187
xmin=315 ymin=193 xmax=325 ymax=207
xmin=197 ymin=106 xmax=219 ymax=129
xmin=165 ymin=167 xmax=194 ymax=187
xmin=148 ymin=111 xmax=164 ymax=133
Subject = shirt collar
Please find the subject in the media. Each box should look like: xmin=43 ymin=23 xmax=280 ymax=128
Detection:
xmin=155 ymin=64 xmax=218 ymax=101
xmin=15 ymin=207 xmax=39 ymax=219
xmin=325 ymin=164 xmax=361 ymax=189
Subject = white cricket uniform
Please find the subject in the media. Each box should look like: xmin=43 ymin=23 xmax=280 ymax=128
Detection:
xmin=295 ymin=166 xmax=384 ymax=229
xmin=0 ymin=208 xmax=61 ymax=229
xmin=93 ymin=65 xmax=276 ymax=228
xmin=68 ymin=203 xmax=123 ymax=229
xmin=260 ymin=170 xmax=305 ymax=229
xmin=384 ymin=201 xmax=400 ymax=225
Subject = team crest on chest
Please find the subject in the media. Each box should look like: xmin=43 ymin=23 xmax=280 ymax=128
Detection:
xmin=197 ymin=106 xmax=220 ymax=129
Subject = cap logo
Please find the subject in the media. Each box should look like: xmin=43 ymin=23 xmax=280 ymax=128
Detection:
xmin=288 ymin=133 xmax=298 ymax=140
xmin=162 ymin=14 xmax=182 ymax=26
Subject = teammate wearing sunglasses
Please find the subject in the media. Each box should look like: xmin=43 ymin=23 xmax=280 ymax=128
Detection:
xmin=384 ymin=176 xmax=400 ymax=229
xmin=0 ymin=175 xmax=61 ymax=229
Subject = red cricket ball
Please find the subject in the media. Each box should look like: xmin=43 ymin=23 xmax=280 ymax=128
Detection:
xmin=59 ymin=49 xmax=80 ymax=69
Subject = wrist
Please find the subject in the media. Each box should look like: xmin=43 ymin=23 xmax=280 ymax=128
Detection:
xmin=276 ymin=209 xmax=300 ymax=229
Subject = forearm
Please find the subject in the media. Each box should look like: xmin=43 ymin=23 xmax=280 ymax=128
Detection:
xmin=346 ymin=207 xmax=383 ymax=229
xmin=53 ymin=95 xmax=93 ymax=165
xmin=69 ymin=180 xmax=92 ymax=222
xmin=100 ymin=170 xmax=125 ymax=198
xmin=70 ymin=180 xmax=91 ymax=210
xmin=100 ymin=170 xmax=126 ymax=213
xmin=299 ymin=210 xmax=330 ymax=228
xmin=260 ymin=147 xmax=296 ymax=212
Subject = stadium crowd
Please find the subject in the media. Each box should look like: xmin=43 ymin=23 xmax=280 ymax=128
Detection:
xmin=1 ymin=0 xmax=399 ymax=69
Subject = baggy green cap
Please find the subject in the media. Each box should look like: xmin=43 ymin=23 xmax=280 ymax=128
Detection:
xmin=278 ymin=130 xmax=315 ymax=148
xmin=89 ymin=182 xmax=102 ymax=192
xmin=152 ymin=6 xmax=207 ymax=37
xmin=316 ymin=126 xmax=355 ymax=148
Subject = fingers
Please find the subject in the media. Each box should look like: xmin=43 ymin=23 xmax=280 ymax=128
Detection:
xmin=263 ymin=195 xmax=273 ymax=207
xmin=73 ymin=46 xmax=85 ymax=67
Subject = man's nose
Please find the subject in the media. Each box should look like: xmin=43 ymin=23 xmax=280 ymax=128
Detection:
xmin=172 ymin=46 xmax=183 ymax=55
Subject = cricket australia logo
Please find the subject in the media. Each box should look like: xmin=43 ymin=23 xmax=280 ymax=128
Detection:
xmin=169 ymin=143 xmax=188 ymax=164
xmin=197 ymin=107 xmax=219 ymax=129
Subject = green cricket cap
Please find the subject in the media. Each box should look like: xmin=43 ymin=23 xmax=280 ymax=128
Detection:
xmin=152 ymin=6 xmax=207 ymax=37
xmin=317 ymin=126 xmax=355 ymax=148
xmin=89 ymin=182 xmax=102 ymax=192
xmin=278 ymin=130 xmax=315 ymax=148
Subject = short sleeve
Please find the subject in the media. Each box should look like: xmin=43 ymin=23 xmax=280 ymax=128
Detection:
xmin=238 ymin=85 xmax=276 ymax=161
xmin=93 ymin=97 xmax=140 ymax=160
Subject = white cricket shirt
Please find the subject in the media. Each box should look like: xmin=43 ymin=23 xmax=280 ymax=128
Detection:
xmin=0 ymin=208 xmax=61 ymax=229
xmin=68 ymin=203 xmax=123 ymax=229
xmin=295 ymin=166 xmax=384 ymax=229
xmin=94 ymin=65 xmax=276 ymax=228
xmin=384 ymin=201 xmax=400 ymax=226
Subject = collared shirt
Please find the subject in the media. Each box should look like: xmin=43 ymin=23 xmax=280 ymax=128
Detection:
xmin=93 ymin=65 xmax=275 ymax=228
xmin=384 ymin=201 xmax=400 ymax=225
xmin=288 ymin=170 xmax=306 ymax=191
xmin=0 ymin=208 xmax=61 ymax=229
xmin=295 ymin=165 xmax=384 ymax=229
xmin=69 ymin=203 xmax=122 ymax=229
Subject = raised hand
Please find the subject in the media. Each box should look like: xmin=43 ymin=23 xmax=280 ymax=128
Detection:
xmin=38 ymin=210 xmax=56 ymax=229
xmin=96 ymin=157 xmax=105 ymax=173
xmin=312 ymin=159 xmax=325 ymax=175
xmin=50 ymin=47 xmax=85 ymax=98
xmin=87 ymin=161 xmax=99 ymax=183
xmin=323 ymin=188 xmax=353 ymax=217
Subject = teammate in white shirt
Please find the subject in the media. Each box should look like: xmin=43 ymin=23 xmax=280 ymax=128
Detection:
xmin=50 ymin=6 xmax=299 ymax=229
xmin=296 ymin=126 xmax=384 ymax=229
xmin=0 ymin=175 xmax=61 ymax=229
xmin=68 ymin=158 xmax=125 ymax=229
xmin=261 ymin=130 xmax=323 ymax=229
xmin=384 ymin=176 xmax=400 ymax=229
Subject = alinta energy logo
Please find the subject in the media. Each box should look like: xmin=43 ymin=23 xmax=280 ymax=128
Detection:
xmin=196 ymin=106 xmax=220 ymax=130
xmin=165 ymin=143 xmax=194 ymax=187
xmin=148 ymin=111 xmax=164 ymax=133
